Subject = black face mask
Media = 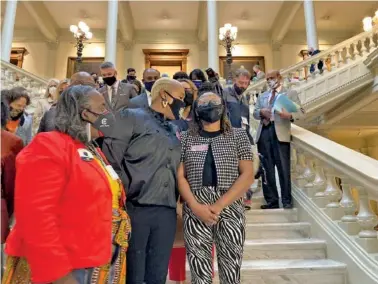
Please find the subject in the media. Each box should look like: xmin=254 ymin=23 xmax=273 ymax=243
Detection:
xmin=196 ymin=103 xmax=224 ymax=123
xmin=127 ymin=75 xmax=136 ymax=81
xmin=103 ymin=76 xmax=117 ymax=86
xmin=86 ymin=109 xmax=117 ymax=137
xmin=9 ymin=107 xmax=24 ymax=120
xmin=234 ymin=84 xmax=246 ymax=96
xmin=144 ymin=81 xmax=155 ymax=92
xmin=165 ymin=91 xmax=185 ymax=120
xmin=184 ymin=90 xmax=194 ymax=106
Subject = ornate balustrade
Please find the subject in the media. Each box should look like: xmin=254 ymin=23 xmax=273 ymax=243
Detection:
xmin=245 ymin=27 xmax=378 ymax=113
xmin=1 ymin=60 xmax=48 ymax=115
xmin=290 ymin=125 xmax=378 ymax=279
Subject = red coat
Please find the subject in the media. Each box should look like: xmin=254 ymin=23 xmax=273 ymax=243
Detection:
xmin=1 ymin=130 xmax=24 ymax=243
xmin=5 ymin=131 xmax=113 ymax=283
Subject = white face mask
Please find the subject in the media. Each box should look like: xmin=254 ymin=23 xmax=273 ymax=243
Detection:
xmin=268 ymin=79 xmax=279 ymax=90
xmin=86 ymin=123 xmax=92 ymax=142
xmin=49 ymin=86 xmax=57 ymax=96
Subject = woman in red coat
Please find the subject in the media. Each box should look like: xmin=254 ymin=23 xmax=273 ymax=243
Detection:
xmin=3 ymin=85 xmax=130 ymax=283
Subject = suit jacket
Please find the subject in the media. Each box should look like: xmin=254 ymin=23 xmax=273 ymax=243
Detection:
xmin=129 ymin=91 xmax=149 ymax=109
xmin=99 ymin=81 xmax=137 ymax=112
xmin=253 ymin=88 xmax=305 ymax=143
xmin=1 ymin=130 xmax=23 ymax=243
xmin=5 ymin=131 xmax=113 ymax=282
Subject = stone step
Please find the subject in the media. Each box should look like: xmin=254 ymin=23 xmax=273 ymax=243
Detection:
xmin=167 ymin=259 xmax=346 ymax=284
xmin=246 ymin=222 xmax=311 ymax=239
xmin=243 ymin=238 xmax=327 ymax=260
xmin=247 ymin=195 xmax=265 ymax=209
xmin=245 ymin=208 xmax=298 ymax=223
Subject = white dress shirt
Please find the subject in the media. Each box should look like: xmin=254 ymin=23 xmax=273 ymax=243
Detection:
xmin=106 ymin=80 xmax=120 ymax=103
xmin=146 ymin=90 xmax=152 ymax=106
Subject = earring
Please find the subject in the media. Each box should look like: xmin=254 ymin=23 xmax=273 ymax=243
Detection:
xmin=162 ymin=100 xmax=168 ymax=108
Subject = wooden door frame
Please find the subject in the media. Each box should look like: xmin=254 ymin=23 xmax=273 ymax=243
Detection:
xmin=143 ymin=49 xmax=189 ymax=72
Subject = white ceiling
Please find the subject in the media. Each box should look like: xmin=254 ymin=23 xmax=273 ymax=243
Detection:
xmin=4 ymin=1 xmax=377 ymax=34
xmin=290 ymin=1 xmax=378 ymax=31
xmin=130 ymin=1 xmax=199 ymax=30
xmin=218 ymin=1 xmax=284 ymax=31
xmin=43 ymin=1 xmax=108 ymax=29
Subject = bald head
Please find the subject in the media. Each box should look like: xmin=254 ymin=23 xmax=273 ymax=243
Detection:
xmin=70 ymin=72 xmax=96 ymax=87
xmin=266 ymin=70 xmax=281 ymax=79
xmin=143 ymin=68 xmax=160 ymax=83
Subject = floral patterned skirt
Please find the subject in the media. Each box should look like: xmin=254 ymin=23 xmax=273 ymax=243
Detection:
xmin=2 ymin=208 xmax=131 ymax=284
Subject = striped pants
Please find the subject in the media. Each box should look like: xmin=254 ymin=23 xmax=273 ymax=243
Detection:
xmin=183 ymin=187 xmax=245 ymax=284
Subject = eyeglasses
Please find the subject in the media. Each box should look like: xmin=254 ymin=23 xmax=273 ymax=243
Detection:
xmin=197 ymin=100 xmax=222 ymax=107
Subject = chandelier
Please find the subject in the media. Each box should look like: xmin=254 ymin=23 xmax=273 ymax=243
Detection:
xmin=219 ymin=23 xmax=238 ymax=85
xmin=70 ymin=21 xmax=93 ymax=69
xmin=362 ymin=10 xmax=378 ymax=32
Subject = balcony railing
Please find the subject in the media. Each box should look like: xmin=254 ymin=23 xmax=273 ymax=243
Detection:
xmin=245 ymin=26 xmax=378 ymax=110
xmin=1 ymin=60 xmax=48 ymax=115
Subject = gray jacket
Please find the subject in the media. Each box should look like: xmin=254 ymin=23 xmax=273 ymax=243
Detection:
xmin=253 ymin=88 xmax=305 ymax=143
xmin=15 ymin=113 xmax=33 ymax=145
xmin=99 ymin=81 xmax=137 ymax=112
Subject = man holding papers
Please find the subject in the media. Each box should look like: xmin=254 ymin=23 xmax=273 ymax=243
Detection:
xmin=253 ymin=70 xmax=305 ymax=209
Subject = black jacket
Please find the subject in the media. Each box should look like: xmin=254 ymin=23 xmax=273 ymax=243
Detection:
xmin=37 ymin=106 xmax=56 ymax=133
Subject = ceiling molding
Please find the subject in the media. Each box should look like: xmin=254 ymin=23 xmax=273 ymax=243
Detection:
xmin=21 ymin=1 xmax=59 ymax=42
xmin=270 ymin=1 xmax=302 ymax=44
xmin=236 ymin=30 xmax=270 ymax=44
xmin=118 ymin=1 xmax=135 ymax=42
xmin=197 ymin=1 xmax=207 ymax=43
xmin=134 ymin=30 xmax=198 ymax=44
xmin=284 ymin=30 xmax=356 ymax=45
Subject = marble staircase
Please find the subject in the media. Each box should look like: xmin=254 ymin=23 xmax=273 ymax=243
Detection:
xmin=168 ymin=194 xmax=348 ymax=284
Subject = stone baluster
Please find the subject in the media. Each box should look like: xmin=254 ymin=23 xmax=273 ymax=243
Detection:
xmin=295 ymin=150 xmax=307 ymax=187
xmin=355 ymin=186 xmax=378 ymax=253
xmin=343 ymin=46 xmax=351 ymax=64
xmin=323 ymin=169 xmax=343 ymax=220
xmin=338 ymin=178 xmax=360 ymax=235
xmin=367 ymin=34 xmax=375 ymax=52
xmin=297 ymin=153 xmax=315 ymax=188
xmin=304 ymin=159 xmax=326 ymax=198
xmin=297 ymin=67 xmax=305 ymax=81
xmin=290 ymin=147 xmax=298 ymax=177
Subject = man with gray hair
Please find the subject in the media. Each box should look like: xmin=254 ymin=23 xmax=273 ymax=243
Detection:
xmin=99 ymin=61 xmax=137 ymax=112
xmin=252 ymin=65 xmax=265 ymax=82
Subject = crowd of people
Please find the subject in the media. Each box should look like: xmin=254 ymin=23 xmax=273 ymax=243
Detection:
xmin=1 ymin=61 xmax=304 ymax=284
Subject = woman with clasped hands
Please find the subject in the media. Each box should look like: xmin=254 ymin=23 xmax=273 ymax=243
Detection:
xmin=3 ymin=85 xmax=130 ymax=284
xmin=178 ymin=92 xmax=254 ymax=284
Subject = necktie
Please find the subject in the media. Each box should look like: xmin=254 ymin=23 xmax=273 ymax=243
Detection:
xmin=263 ymin=89 xmax=276 ymax=126
xmin=110 ymin=85 xmax=116 ymax=103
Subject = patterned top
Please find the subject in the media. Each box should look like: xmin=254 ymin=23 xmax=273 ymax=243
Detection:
xmin=180 ymin=128 xmax=253 ymax=193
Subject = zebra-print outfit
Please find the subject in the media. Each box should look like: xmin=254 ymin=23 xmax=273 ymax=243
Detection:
xmin=180 ymin=128 xmax=253 ymax=284
xmin=183 ymin=188 xmax=245 ymax=284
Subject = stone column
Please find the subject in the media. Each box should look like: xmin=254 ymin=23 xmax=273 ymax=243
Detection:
xmin=199 ymin=41 xmax=208 ymax=70
xmin=105 ymin=0 xmax=118 ymax=63
xmin=207 ymin=0 xmax=219 ymax=72
xmin=272 ymin=41 xmax=282 ymax=70
xmin=45 ymin=42 xmax=59 ymax=78
xmin=1 ymin=0 xmax=18 ymax=62
xmin=123 ymin=41 xmax=134 ymax=75
xmin=303 ymin=0 xmax=319 ymax=50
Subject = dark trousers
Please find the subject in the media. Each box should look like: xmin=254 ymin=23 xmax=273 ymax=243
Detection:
xmin=126 ymin=203 xmax=177 ymax=284
xmin=257 ymin=124 xmax=292 ymax=206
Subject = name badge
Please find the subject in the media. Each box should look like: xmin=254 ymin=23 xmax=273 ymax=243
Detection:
xmin=242 ymin=116 xmax=249 ymax=125
xmin=106 ymin=165 xmax=119 ymax=180
xmin=78 ymin=149 xmax=94 ymax=161
xmin=190 ymin=144 xmax=208 ymax=151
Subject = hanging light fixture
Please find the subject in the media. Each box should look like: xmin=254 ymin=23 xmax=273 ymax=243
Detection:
xmin=69 ymin=21 xmax=93 ymax=71
xmin=219 ymin=23 xmax=238 ymax=85
xmin=362 ymin=10 xmax=378 ymax=32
